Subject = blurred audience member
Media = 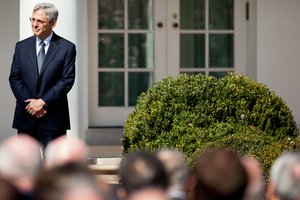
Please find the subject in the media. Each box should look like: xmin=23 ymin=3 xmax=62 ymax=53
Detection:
xmin=118 ymin=150 xmax=168 ymax=199
xmin=241 ymin=156 xmax=266 ymax=200
xmin=127 ymin=187 xmax=169 ymax=200
xmin=192 ymin=148 xmax=248 ymax=200
xmin=44 ymin=135 xmax=88 ymax=168
xmin=0 ymin=176 xmax=21 ymax=200
xmin=156 ymin=148 xmax=188 ymax=200
xmin=269 ymin=151 xmax=300 ymax=200
xmin=0 ymin=135 xmax=43 ymax=200
xmin=35 ymin=162 xmax=106 ymax=200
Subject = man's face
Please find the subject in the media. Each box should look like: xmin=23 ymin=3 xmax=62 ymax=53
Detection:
xmin=31 ymin=9 xmax=56 ymax=40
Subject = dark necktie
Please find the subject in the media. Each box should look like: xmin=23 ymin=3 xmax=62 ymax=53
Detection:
xmin=37 ymin=41 xmax=45 ymax=74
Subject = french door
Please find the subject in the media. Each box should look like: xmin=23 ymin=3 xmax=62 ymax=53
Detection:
xmin=88 ymin=0 xmax=248 ymax=127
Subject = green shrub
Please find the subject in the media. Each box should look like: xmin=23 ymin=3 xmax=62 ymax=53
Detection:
xmin=123 ymin=73 xmax=300 ymax=178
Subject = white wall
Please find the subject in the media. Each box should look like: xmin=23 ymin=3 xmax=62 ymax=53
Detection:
xmin=256 ymin=0 xmax=300 ymax=125
xmin=0 ymin=0 xmax=19 ymax=141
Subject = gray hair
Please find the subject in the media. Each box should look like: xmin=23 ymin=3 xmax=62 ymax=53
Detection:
xmin=156 ymin=148 xmax=188 ymax=193
xmin=270 ymin=151 xmax=300 ymax=200
xmin=33 ymin=3 xmax=59 ymax=21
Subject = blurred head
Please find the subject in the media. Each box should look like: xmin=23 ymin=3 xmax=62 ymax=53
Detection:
xmin=0 ymin=134 xmax=42 ymax=192
xmin=270 ymin=151 xmax=300 ymax=200
xmin=127 ymin=187 xmax=169 ymax=200
xmin=156 ymin=148 xmax=187 ymax=194
xmin=35 ymin=162 xmax=106 ymax=200
xmin=119 ymin=150 xmax=168 ymax=195
xmin=241 ymin=156 xmax=266 ymax=200
xmin=192 ymin=148 xmax=248 ymax=200
xmin=45 ymin=136 xmax=88 ymax=168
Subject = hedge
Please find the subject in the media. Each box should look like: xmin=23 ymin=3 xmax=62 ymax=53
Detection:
xmin=123 ymin=73 xmax=300 ymax=178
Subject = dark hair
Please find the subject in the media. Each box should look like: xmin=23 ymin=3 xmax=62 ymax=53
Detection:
xmin=192 ymin=148 xmax=248 ymax=200
xmin=119 ymin=150 xmax=168 ymax=194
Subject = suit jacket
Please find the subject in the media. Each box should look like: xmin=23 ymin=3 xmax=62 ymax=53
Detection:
xmin=9 ymin=32 xmax=76 ymax=131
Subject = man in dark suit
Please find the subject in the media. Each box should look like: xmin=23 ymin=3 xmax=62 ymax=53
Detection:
xmin=9 ymin=3 xmax=76 ymax=147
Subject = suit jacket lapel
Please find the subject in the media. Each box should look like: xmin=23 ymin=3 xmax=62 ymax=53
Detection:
xmin=39 ymin=33 xmax=60 ymax=75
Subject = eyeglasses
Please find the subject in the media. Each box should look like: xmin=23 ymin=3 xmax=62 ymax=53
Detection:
xmin=29 ymin=17 xmax=46 ymax=25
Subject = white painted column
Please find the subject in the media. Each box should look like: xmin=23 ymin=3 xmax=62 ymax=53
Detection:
xmin=19 ymin=0 xmax=85 ymax=138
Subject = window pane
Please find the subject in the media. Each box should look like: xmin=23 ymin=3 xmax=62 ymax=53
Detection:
xmin=209 ymin=71 xmax=231 ymax=78
xmin=99 ymin=72 xmax=124 ymax=106
xmin=180 ymin=0 xmax=205 ymax=30
xmin=128 ymin=34 xmax=154 ymax=68
xmin=181 ymin=34 xmax=205 ymax=68
xmin=209 ymin=34 xmax=234 ymax=68
xmin=128 ymin=0 xmax=153 ymax=30
xmin=209 ymin=0 xmax=233 ymax=30
xmin=129 ymin=72 xmax=153 ymax=106
xmin=181 ymin=72 xmax=205 ymax=76
xmin=98 ymin=0 xmax=124 ymax=29
xmin=99 ymin=34 xmax=124 ymax=68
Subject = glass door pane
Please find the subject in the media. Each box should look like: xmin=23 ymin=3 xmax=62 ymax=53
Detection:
xmin=99 ymin=72 xmax=124 ymax=106
xmin=209 ymin=0 xmax=233 ymax=29
xmin=180 ymin=0 xmax=205 ymax=30
xmin=129 ymin=72 xmax=153 ymax=106
xmin=209 ymin=34 xmax=234 ymax=68
xmin=180 ymin=34 xmax=205 ymax=68
xmin=128 ymin=0 xmax=153 ymax=29
xmin=98 ymin=0 xmax=124 ymax=29
xmin=99 ymin=34 xmax=124 ymax=68
xmin=128 ymin=33 xmax=154 ymax=68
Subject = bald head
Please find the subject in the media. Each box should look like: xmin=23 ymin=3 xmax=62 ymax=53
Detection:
xmin=45 ymin=136 xmax=88 ymax=168
xmin=1 ymin=134 xmax=40 ymax=152
xmin=156 ymin=149 xmax=186 ymax=176
xmin=156 ymin=149 xmax=187 ymax=192
xmin=0 ymin=134 xmax=43 ymax=191
xmin=241 ymin=156 xmax=265 ymax=200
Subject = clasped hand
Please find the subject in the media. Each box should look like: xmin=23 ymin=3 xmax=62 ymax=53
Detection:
xmin=25 ymin=98 xmax=47 ymax=118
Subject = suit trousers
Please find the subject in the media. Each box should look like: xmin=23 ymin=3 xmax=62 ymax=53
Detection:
xmin=17 ymin=126 xmax=66 ymax=147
